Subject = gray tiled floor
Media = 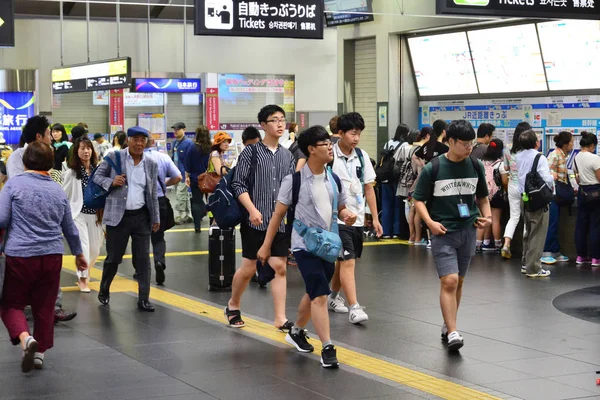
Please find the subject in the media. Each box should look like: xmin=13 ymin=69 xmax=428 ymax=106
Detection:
xmin=1 ymin=224 xmax=600 ymax=399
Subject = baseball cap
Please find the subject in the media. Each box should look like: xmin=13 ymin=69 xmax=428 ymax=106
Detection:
xmin=93 ymin=133 xmax=103 ymax=140
xmin=127 ymin=126 xmax=150 ymax=137
xmin=171 ymin=122 xmax=186 ymax=130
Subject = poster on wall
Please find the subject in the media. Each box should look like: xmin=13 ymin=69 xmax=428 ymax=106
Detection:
xmin=109 ymin=89 xmax=124 ymax=133
xmin=194 ymin=0 xmax=324 ymax=39
xmin=0 ymin=92 xmax=35 ymax=145
xmin=93 ymin=90 xmax=164 ymax=107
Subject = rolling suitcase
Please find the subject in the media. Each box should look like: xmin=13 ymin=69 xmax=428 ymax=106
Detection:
xmin=208 ymin=226 xmax=236 ymax=291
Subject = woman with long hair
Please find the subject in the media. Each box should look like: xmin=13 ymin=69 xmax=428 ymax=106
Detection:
xmin=50 ymin=123 xmax=71 ymax=171
xmin=415 ymin=120 xmax=449 ymax=162
xmin=184 ymin=126 xmax=210 ymax=232
xmin=500 ymin=121 xmax=531 ymax=259
xmin=482 ymin=138 xmax=507 ymax=252
xmin=407 ymin=127 xmax=433 ymax=246
xmin=62 ymin=137 xmax=103 ymax=292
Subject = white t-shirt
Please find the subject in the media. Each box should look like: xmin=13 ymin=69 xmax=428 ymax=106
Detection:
xmin=331 ymin=143 xmax=376 ymax=227
xmin=574 ymin=151 xmax=600 ymax=186
xmin=312 ymin=172 xmax=332 ymax=229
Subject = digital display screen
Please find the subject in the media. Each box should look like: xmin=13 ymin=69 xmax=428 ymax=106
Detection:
xmin=132 ymin=78 xmax=201 ymax=93
xmin=324 ymin=0 xmax=374 ymax=27
xmin=468 ymin=24 xmax=547 ymax=93
xmin=408 ymin=32 xmax=478 ymax=97
xmin=51 ymin=58 xmax=131 ymax=94
xmin=538 ymin=20 xmax=600 ymax=91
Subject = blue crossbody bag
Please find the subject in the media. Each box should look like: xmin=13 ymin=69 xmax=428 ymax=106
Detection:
xmin=292 ymin=169 xmax=343 ymax=264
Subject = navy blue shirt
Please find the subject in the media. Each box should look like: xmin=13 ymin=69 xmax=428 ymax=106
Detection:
xmin=172 ymin=137 xmax=193 ymax=176
xmin=184 ymin=144 xmax=209 ymax=188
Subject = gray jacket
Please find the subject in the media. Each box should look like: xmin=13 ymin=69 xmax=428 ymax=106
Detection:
xmin=93 ymin=149 xmax=160 ymax=227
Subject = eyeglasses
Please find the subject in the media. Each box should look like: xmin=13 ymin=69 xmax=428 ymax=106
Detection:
xmin=266 ymin=119 xmax=287 ymax=126
xmin=313 ymin=141 xmax=333 ymax=148
xmin=455 ymin=139 xmax=477 ymax=149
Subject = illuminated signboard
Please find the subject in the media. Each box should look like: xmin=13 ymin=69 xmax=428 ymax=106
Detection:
xmin=51 ymin=57 xmax=132 ymax=94
xmin=132 ymin=78 xmax=201 ymax=93
xmin=407 ymin=32 xmax=478 ymax=97
xmin=437 ymin=0 xmax=600 ymax=20
xmin=324 ymin=0 xmax=374 ymax=27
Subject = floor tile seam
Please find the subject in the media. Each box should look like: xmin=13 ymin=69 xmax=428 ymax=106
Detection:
xmin=61 ymin=258 xmax=504 ymax=400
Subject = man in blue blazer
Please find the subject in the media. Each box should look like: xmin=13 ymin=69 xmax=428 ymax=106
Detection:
xmin=93 ymin=126 xmax=160 ymax=312
xmin=171 ymin=122 xmax=193 ymax=224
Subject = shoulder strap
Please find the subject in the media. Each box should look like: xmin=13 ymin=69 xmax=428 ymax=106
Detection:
xmin=289 ymin=141 xmax=298 ymax=154
xmin=327 ymin=169 xmax=339 ymax=234
xmin=430 ymin=156 xmax=440 ymax=183
xmin=292 ymin=171 xmax=301 ymax=208
xmin=532 ymin=153 xmax=541 ymax=173
xmin=248 ymin=145 xmax=258 ymax=194
xmin=330 ymin=170 xmax=342 ymax=193
xmin=157 ymin=176 xmax=166 ymax=197
xmin=104 ymin=152 xmax=122 ymax=175
xmin=470 ymin=155 xmax=481 ymax=176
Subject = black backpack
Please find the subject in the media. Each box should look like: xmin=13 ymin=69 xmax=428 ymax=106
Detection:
xmin=375 ymin=142 xmax=400 ymax=183
xmin=523 ymin=154 xmax=553 ymax=212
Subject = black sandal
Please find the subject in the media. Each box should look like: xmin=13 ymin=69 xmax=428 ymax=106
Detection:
xmin=277 ymin=320 xmax=294 ymax=333
xmin=224 ymin=306 xmax=245 ymax=328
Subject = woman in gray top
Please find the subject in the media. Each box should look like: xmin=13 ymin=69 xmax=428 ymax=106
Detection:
xmin=0 ymin=142 xmax=87 ymax=373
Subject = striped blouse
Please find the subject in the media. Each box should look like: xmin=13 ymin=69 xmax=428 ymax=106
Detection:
xmin=232 ymin=142 xmax=295 ymax=232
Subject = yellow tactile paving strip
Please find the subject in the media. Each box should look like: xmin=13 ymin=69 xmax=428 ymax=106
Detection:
xmin=61 ymin=253 xmax=501 ymax=400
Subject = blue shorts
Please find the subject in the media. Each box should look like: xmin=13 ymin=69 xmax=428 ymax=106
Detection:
xmin=294 ymin=250 xmax=335 ymax=300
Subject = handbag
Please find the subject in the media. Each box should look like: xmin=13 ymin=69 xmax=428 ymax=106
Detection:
xmin=293 ymin=169 xmax=343 ymax=264
xmin=157 ymin=179 xmax=175 ymax=232
xmin=198 ymin=158 xmax=220 ymax=194
xmin=574 ymin=158 xmax=600 ymax=203
xmin=554 ymin=180 xmax=574 ymax=207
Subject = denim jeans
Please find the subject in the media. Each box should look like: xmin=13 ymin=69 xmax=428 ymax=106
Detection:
xmin=543 ymin=200 xmax=560 ymax=254
xmin=381 ymin=183 xmax=401 ymax=236
xmin=575 ymin=186 xmax=600 ymax=259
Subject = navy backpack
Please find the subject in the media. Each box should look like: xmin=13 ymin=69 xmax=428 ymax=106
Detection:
xmin=83 ymin=152 xmax=122 ymax=210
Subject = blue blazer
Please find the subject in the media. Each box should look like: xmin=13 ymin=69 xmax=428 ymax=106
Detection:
xmin=172 ymin=137 xmax=193 ymax=176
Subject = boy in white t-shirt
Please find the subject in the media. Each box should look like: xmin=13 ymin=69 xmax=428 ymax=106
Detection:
xmin=328 ymin=112 xmax=382 ymax=324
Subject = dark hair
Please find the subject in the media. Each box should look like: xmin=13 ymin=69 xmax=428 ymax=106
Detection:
xmin=423 ymin=120 xmax=448 ymax=161
xmin=288 ymin=123 xmax=298 ymax=139
xmin=22 ymin=115 xmax=50 ymax=144
xmin=394 ymin=124 xmax=410 ymax=143
xmin=113 ymin=131 xmax=127 ymax=148
xmin=580 ymin=131 xmax=598 ymax=148
xmin=77 ymin=122 xmax=88 ymax=130
xmin=511 ymin=121 xmax=531 ymax=154
xmin=329 ymin=116 xmax=339 ymax=134
xmin=242 ymin=126 xmax=261 ymax=145
xmin=519 ymin=129 xmax=539 ymax=150
xmin=554 ymin=131 xmax=573 ymax=149
xmin=298 ymin=125 xmax=330 ymax=159
xmin=69 ymin=137 xmax=98 ymax=178
xmin=23 ymin=142 xmax=53 ymax=171
xmin=418 ymin=126 xmax=433 ymax=141
xmin=407 ymin=129 xmax=420 ymax=145
xmin=211 ymin=142 xmax=227 ymax=154
xmin=483 ymin=138 xmax=504 ymax=161
xmin=194 ymin=125 xmax=212 ymax=153
xmin=477 ymin=123 xmax=496 ymax=139
xmin=337 ymin=112 xmax=365 ymax=133
xmin=51 ymin=123 xmax=68 ymax=143
xmin=18 ymin=132 xmax=26 ymax=148
xmin=446 ymin=120 xmax=476 ymax=143
xmin=70 ymin=125 xmax=86 ymax=142
xmin=258 ymin=105 xmax=285 ymax=124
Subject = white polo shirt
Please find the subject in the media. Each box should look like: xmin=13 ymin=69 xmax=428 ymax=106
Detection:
xmin=125 ymin=150 xmax=147 ymax=210
xmin=331 ymin=142 xmax=376 ymax=227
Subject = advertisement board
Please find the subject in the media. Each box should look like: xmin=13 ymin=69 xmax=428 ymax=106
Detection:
xmin=132 ymin=78 xmax=201 ymax=93
xmin=93 ymin=90 xmax=164 ymax=107
xmin=194 ymin=0 xmax=323 ymax=39
xmin=0 ymin=92 xmax=35 ymax=145
xmin=324 ymin=0 xmax=374 ymax=27
xmin=52 ymin=57 xmax=132 ymax=94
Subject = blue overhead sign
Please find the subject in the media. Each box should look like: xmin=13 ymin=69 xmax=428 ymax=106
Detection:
xmin=132 ymin=78 xmax=201 ymax=93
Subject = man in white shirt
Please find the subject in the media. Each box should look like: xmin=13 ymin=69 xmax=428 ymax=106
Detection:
xmin=328 ymin=112 xmax=382 ymax=324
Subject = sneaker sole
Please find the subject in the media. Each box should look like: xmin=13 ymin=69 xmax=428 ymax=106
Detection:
xmin=21 ymin=340 xmax=38 ymax=373
xmin=349 ymin=316 xmax=368 ymax=325
xmin=526 ymin=273 xmax=551 ymax=278
xmin=541 ymin=260 xmax=557 ymax=265
xmin=448 ymin=340 xmax=464 ymax=352
xmin=285 ymin=334 xmax=314 ymax=353
xmin=320 ymin=358 xmax=340 ymax=369
xmin=328 ymin=304 xmax=349 ymax=314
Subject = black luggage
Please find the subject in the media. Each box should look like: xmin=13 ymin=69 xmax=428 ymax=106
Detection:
xmin=208 ymin=227 xmax=236 ymax=291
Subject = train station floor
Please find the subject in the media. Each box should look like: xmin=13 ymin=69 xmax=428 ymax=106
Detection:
xmin=2 ymin=224 xmax=600 ymax=400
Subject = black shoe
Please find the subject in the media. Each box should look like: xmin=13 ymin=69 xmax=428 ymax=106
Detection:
xmin=133 ymin=273 xmax=139 ymax=281
xmin=321 ymin=345 xmax=339 ymax=369
xmin=155 ymin=261 xmax=166 ymax=286
xmin=98 ymin=291 xmax=110 ymax=305
xmin=138 ymin=300 xmax=155 ymax=312
xmin=54 ymin=309 xmax=77 ymax=323
xmin=285 ymin=330 xmax=314 ymax=353
xmin=194 ymin=228 xmax=201 ymax=233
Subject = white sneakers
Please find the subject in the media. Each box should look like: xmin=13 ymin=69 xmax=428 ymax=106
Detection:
xmin=447 ymin=331 xmax=464 ymax=352
xmin=327 ymin=295 xmax=349 ymax=313
xmin=349 ymin=304 xmax=369 ymax=324
xmin=328 ymin=295 xmax=368 ymax=324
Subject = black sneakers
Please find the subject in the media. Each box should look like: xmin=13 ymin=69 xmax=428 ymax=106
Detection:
xmin=321 ymin=345 xmax=339 ymax=369
xmin=285 ymin=330 xmax=314 ymax=353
